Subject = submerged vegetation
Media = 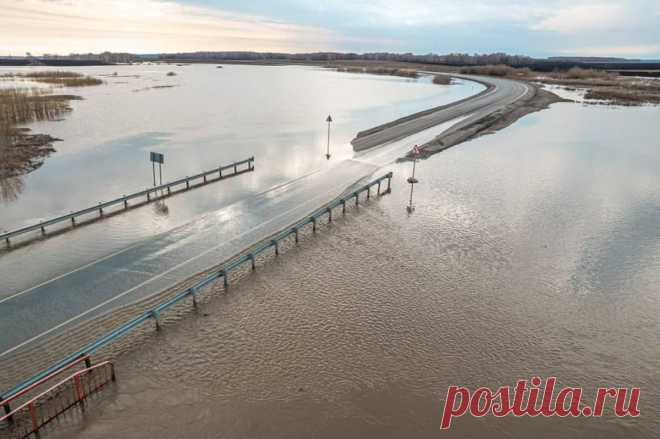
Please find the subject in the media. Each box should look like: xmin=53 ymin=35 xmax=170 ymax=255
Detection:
xmin=0 ymin=88 xmax=79 ymax=199
xmin=1 ymin=71 xmax=103 ymax=87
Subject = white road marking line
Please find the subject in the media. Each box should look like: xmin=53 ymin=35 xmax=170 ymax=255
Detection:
xmin=0 ymin=174 xmax=366 ymax=359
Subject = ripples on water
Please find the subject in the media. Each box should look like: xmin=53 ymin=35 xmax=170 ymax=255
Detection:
xmin=47 ymin=101 xmax=660 ymax=439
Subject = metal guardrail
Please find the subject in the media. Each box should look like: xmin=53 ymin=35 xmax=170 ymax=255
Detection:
xmin=1 ymin=157 xmax=255 ymax=246
xmin=0 ymin=361 xmax=115 ymax=438
xmin=0 ymin=171 xmax=393 ymax=411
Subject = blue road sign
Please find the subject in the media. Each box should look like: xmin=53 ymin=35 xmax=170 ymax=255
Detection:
xmin=150 ymin=152 xmax=164 ymax=164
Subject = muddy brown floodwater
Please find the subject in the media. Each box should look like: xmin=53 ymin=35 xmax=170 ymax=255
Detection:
xmin=42 ymin=100 xmax=660 ymax=439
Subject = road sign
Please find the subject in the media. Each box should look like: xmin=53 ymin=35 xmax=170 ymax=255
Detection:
xmin=150 ymin=152 xmax=164 ymax=164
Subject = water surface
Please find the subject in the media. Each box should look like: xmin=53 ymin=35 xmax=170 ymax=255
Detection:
xmin=50 ymin=101 xmax=660 ymax=438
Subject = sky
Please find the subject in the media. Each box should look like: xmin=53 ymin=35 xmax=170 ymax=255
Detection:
xmin=2 ymin=0 xmax=660 ymax=58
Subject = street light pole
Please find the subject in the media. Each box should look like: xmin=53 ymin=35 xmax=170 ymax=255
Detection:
xmin=326 ymin=114 xmax=332 ymax=160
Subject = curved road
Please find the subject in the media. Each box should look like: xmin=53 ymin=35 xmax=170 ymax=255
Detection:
xmin=351 ymin=74 xmax=533 ymax=151
xmin=0 ymin=74 xmax=532 ymax=371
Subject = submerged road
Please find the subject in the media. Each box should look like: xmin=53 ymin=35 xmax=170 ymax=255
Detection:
xmin=0 ymin=74 xmax=532 ymax=360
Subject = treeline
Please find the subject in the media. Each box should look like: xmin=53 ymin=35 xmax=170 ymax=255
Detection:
xmin=153 ymin=51 xmax=660 ymax=72
xmin=155 ymin=51 xmax=534 ymax=66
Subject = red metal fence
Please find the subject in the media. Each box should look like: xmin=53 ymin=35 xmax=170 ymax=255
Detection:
xmin=0 ymin=361 xmax=115 ymax=438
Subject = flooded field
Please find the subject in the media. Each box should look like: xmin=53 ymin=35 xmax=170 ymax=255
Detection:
xmin=47 ymin=100 xmax=660 ymax=438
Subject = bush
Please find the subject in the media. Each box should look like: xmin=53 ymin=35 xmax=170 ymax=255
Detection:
xmin=432 ymin=75 xmax=451 ymax=85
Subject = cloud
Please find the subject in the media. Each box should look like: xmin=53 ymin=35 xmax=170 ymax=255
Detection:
xmin=532 ymin=3 xmax=630 ymax=33
xmin=1 ymin=0 xmax=659 ymax=58
xmin=0 ymin=0 xmax=344 ymax=54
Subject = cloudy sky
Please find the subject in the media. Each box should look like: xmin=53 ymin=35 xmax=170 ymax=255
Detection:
xmin=2 ymin=0 xmax=660 ymax=58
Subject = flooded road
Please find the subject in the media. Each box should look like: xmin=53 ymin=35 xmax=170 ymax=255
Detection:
xmin=0 ymin=65 xmax=482 ymax=355
xmin=49 ymin=101 xmax=660 ymax=438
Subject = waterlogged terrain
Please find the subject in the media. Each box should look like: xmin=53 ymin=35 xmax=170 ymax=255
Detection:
xmin=0 ymin=64 xmax=481 ymax=294
xmin=48 ymin=100 xmax=660 ymax=438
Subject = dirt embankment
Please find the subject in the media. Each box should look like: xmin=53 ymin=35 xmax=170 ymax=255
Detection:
xmin=413 ymin=84 xmax=567 ymax=159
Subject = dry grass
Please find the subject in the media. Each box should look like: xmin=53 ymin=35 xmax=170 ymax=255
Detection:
xmin=334 ymin=65 xmax=419 ymax=78
xmin=0 ymin=88 xmax=72 ymax=125
xmin=583 ymin=87 xmax=660 ymax=106
xmin=0 ymin=88 xmax=76 ymax=185
xmin=1 ymin=71 xmax=103 ymax=87
xmin=563 ymin=67 xmax=613 ymax=80
xmin=459 ymin=64 xmax=532 ymax=78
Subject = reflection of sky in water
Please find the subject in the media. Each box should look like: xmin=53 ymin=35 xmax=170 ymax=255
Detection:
xmin=0 ymin=64 xmax=481 ymax=231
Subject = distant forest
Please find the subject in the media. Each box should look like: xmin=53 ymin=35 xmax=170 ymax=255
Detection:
xmin=2 ymin=51 xmax=659 ymax=71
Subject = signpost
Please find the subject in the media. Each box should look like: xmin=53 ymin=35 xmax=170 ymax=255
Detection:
xmin=325 ymin=115 xmax=333 ymax=160
xmin=406 ymin=145 xmax=421 ymax=214
xmin=150 ymin=152 xmax=164 ymax=187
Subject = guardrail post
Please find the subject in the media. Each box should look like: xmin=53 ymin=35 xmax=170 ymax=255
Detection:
xmin=167 ymin=186 xmax=171 ymax=195
xmin=341 ymin=199 xmax=346 ymax=215
xmin=4 ymin=237 xmax=9 ymax=247
xmin=40 ymin=223 xmax=45 ymax=235
xmin=248 ymin=253 xmax=256 ymax=270
xmin=203 ymin=175 xmax=207 ymax=183
xmin=150 ymin=310 xmax=161 ymax=331
xmin=123 ymin=198 xmax=128 ymax=208
xmin=271 ymin=239 xmax=279 ymax=256
xmin=387 ymin=174 xmax=392 ymax=193
xmin=355 ymin=192 xmax=359 ymax=206
xmin=84 ymin=356 xmax=92 ymax=368
xmin=221 ymin=270 xmax=228 ymax=288
xmin=98 ymin=203 xmax=103 ymax=216
xmin=219 ymin=167 xmax=222 ymax=178
xmin=367 ymin=186 xmax=371 ymax=200
xmin=312 ymin=217 xmax=317 ymax=233
xmin=233 ymin=163 xmax=237 ymax=173
xmin=190 ymin=286 xmax=198 ymax=306
xmin=293 ymin=227 xmax=299 ymax=243
xmin=327 ymin=207 xmax=333 ymax=222
xmin=147 ymin=192 xmax=151 ymax=201
xmin=377 ymin=181 xmax=382 ymax=196
xmin=186 ymin=178 xmax=190 ymax=189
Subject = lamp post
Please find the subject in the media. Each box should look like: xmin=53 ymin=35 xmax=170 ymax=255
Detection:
xmin=406 ymin=145 xmax=421 ymax=214
xmin=325 ymin=114 xmax=332 ymax=160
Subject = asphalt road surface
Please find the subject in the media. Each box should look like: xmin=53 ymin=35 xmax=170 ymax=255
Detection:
xmin=0 ymin=74 xmax=531 ymax=360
